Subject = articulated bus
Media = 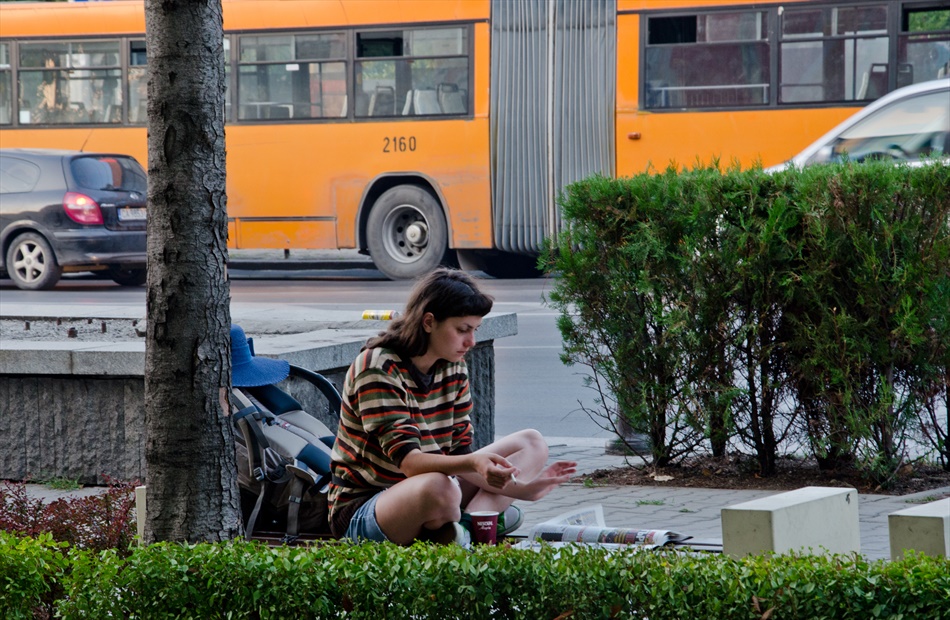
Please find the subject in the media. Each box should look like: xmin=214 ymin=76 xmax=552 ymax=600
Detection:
xmin=1 ymin=0 xmax=948 ymax=279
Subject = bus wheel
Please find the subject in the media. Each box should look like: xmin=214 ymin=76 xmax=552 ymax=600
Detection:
xmin=457 ymin=249 xmax=543 ymax=279
xmin=367 ymin=185 xmax=448 ymax=280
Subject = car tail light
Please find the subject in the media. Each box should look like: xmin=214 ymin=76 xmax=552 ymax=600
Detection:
xmin=63 ymin=192 xmax=104 ymax=225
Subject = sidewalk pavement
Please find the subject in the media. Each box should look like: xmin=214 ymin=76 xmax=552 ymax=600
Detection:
xmin=529 ymin=440 xmax=950 ymax=561
xmin=21 ymin=438 xmax=950 ymax=561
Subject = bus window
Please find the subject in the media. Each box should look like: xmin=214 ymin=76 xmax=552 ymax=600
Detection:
xmin=355 ymin=27 xmax=469 ymax=117
xmin=644 ymin=11 xmax=769 ymax=109
xmin=224 ymin=37 xmax=231 ymax=120
xmin=780 ymin=5 xmax=889 ymax=103
xmin=237 ymin=32 xmax=346 ymax=120
xmin=0 ymin=43 xmax=11 ymax=125
xmin=128 ymin=40 xmax=147 ymax=124
xmin=900 ymin=7 xmax=950 ymax=85
xmin=17 ymin=40 xmax=122 ymax=125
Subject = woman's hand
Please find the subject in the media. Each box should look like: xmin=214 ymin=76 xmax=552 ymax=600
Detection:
xmin=400 ymin=450 xmax=515 ymax=484
xmin=507 ymin=460 xmax=578 ymax=501
xmin=470 ymin=453 xmax=518 ymax=489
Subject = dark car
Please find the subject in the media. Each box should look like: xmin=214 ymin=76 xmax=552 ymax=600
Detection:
xmin=0 ymin=148 xmax=148 ymax=290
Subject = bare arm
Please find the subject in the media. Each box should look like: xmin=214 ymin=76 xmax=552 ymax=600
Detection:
xmin=401 ymin=449 xmax=516 ymax=489
xmin=458 ymin=460 xmax=578 ymax=501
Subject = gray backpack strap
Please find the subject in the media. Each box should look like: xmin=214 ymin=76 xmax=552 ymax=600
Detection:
xmin=285 ymin=476 xmax=304 ymax=538
xmin=284 ymin=461 xmax=319 ymax=539
xmin=232 ymin=389 xmax=291 ymax=537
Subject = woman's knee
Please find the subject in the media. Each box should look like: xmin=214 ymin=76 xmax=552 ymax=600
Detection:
xmin=514 ymin=428 xmax=548 ymax=459
xmin=414 ymin=473 xmax=463 ymax=518
xmin=377 ymin=473 xmax=462 ymax=527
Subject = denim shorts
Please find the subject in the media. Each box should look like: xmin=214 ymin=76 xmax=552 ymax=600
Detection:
xmin=344 ymin=491 xmax=390 ymax=543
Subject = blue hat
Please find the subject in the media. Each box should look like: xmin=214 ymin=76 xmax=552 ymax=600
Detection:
xmin=230 ymin=324 xmax=289 ymax=387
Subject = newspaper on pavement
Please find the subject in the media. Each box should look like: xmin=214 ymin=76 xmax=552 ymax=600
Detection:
xmin=510 ymin=504 xmax=691 ymax=551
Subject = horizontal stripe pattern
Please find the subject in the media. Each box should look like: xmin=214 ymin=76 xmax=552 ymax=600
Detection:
xmin=328 ymin=347 xmax=473 ymax=521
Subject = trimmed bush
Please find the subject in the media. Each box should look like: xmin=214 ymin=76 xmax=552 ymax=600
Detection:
xmin=545 ymin=162 xmax=950 ymax=482
xmin=3 ymin=535 xmax=949 ymax=619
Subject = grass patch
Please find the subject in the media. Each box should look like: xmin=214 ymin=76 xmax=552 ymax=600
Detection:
xmin=905 ymin=495 xmax=940 ymax=504
xmin=43 ymin=478 xmax=80 ymax=491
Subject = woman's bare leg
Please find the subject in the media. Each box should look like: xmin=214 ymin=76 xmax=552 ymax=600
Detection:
xmin=373 ymin=472 xmax=462 ymax=545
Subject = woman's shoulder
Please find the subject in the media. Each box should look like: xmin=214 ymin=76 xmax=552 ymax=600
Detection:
xmin=433 ymin=358 xmax=469 ymax=380
xmin=353 ymin=346 xmax=404 ymax=374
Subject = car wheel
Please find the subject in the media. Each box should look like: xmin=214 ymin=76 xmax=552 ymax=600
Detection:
xmin=108 ymin=266 xmax=147 ymax=287
xmin=5 ymin=232 xmax=63 ymax=290
xmin=366 ymin=185 xmax=449 ymax=280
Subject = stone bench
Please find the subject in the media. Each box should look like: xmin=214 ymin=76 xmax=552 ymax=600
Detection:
xmin=0 ymin=310 xmax=517 ymax=485
xmin=721 ymin=486 xmax=860 ymax=557
xmin=888 ymin=498 xmax=950 ymax=560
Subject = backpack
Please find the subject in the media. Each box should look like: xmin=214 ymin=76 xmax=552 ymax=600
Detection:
xmin=230 ymin=369 xmax=340 ymax=540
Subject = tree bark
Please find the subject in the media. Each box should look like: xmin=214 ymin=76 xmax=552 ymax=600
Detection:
xmin=143 ymin=0 xmax=239 ymax=542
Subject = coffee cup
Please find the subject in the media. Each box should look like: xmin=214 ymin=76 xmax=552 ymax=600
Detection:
xmin=469 ymin=511 xmax=499 ymax=545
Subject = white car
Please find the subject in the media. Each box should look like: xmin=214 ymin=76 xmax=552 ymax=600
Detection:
xmin=769 ymin=78 xmax=950 ymax=170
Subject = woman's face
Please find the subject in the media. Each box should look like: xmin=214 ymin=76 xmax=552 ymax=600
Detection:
xmin=424 ymin=314 xmax=482 ymax=363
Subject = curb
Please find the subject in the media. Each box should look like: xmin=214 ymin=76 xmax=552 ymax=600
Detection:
xmin=228 ymin=259 xmax=376 ymax=271
xmin=227 ymin=249 xmax=376 ymax=272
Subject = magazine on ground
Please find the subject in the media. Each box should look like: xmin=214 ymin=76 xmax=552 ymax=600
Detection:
xmin=510 ymin=504 xmax=693 ymax=551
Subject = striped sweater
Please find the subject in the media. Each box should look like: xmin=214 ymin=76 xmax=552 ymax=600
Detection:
xmin=328 ymin=346 xmax=474 ymax=523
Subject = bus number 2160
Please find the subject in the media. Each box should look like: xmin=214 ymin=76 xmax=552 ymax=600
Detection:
xmin=383 ymin=136 xmax=417 ymax=153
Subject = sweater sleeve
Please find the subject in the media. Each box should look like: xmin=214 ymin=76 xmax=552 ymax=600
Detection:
xmin=353 ymin=365 xmax=422 ymax=466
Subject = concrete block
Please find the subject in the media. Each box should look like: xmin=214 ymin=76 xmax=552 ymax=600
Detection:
xmin=0 ymin=345 xmax=74 ymax=374
xmin=721 ymin=486 xmax=860 ymax=557
xmin=71 ymin=345 xmax=145 ymax=375
xmin=888 ymin=498 xmax=950 ymax=560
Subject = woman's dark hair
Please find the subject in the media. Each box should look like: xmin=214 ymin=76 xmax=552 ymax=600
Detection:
xmin=367 ymin=268 xmax=493 ymax=357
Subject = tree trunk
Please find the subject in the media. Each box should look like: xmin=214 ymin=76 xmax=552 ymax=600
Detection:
xmin=143 ymin=0 xmax=240 ymax=543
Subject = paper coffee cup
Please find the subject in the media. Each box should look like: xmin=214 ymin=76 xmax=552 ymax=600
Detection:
xmin=469 ymin=511 xmax=499 ymax=545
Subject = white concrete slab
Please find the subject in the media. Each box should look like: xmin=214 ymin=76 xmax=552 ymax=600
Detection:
xmin=888 ymin=498 xmax=950 ymax=560
xmin=721 ymin=486 xmax=860 ymax=557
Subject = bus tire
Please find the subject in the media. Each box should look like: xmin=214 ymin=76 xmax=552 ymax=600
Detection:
xmin=5 ymin=232 xmax=63 ymax=290
xmin=366 ymin=185 xmax=449 ymax=280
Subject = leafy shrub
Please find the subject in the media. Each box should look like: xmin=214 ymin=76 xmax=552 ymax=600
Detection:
xmin=0 ymin=532 xmax=68 ymax=620
xmin=786 ymin=162 xmax=950 ymax=480
xmin=545 ymin=161 xmax=950 ymax=483
xmin=3 ymin=536 xmax=948 ymax=619
xmin=0 ymin=479 xmax=137 ymax=553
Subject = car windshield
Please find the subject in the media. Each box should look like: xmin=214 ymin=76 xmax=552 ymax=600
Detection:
xmin=815 ymin=89 xmax=950 ymax=164
xmin=70 ymin=156 xmax=148 ymax=193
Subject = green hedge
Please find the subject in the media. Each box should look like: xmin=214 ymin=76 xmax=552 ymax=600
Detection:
xmin=545 ymin=161 xmax=950 ymax=481
xmin=0 ymin=533 xmax=68 ymax=620
xmin=3 ymin=533 xmax=948 ymax=619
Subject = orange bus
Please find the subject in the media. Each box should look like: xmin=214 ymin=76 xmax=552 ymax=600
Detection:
xmin=1 ymin=0 xmax=948 ymax=279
